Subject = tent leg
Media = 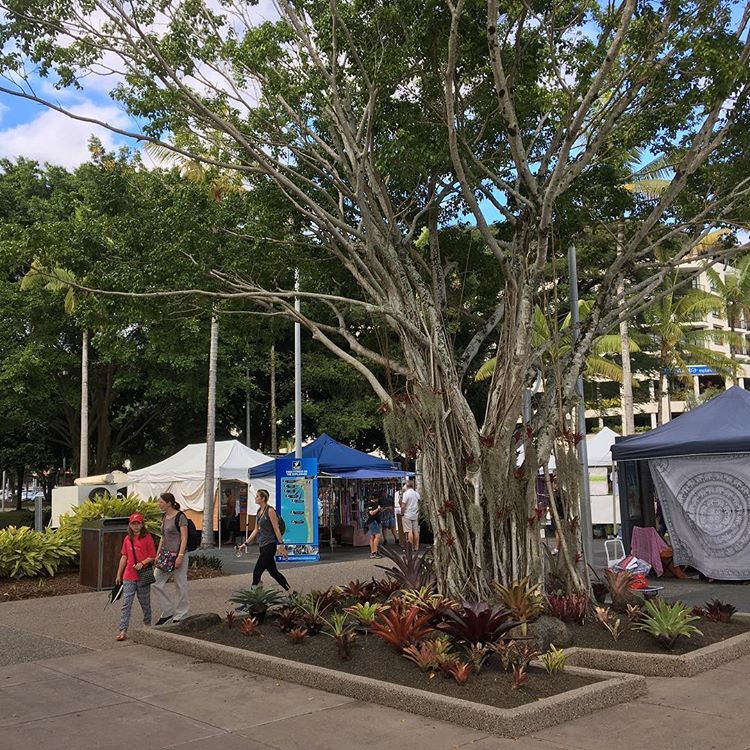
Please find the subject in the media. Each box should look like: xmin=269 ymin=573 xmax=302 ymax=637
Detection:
xmin=218 ymin=480 xmax=222 ymax=549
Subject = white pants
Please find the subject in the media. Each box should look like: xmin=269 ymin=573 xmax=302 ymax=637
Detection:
xmin=153 ymin=553 xmax=189 ymax=620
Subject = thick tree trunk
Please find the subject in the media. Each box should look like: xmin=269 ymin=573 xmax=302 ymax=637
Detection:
xmin=201 ymin=314 xmax=220 ymax=548
xmin=617 ymin=226 xmax=635 ymax=435
xmin=270 ymin=344 xmax=277 ymax=454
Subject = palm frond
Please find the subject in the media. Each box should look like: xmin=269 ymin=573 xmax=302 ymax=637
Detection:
xmin=584 ymin=356 xmax=625 ymax=383
xmin=475 ymin=357 xmax=497 ymax=382
xmin=623 ymin=178 xmax=671 ymax=200
xmin=592 ymin=334 xmax=640 ymax=355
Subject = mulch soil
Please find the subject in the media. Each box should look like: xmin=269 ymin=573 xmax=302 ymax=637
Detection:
xmin=186 ymin=621 xmax=599 ymax=709
xmin=0 ymin=565 xmax=225 ymax=602
xmin=569 ymin=615 xmax=750 ymax=655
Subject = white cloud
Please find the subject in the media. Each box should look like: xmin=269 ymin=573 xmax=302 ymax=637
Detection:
xmin=0 ymin=99 xmax=135 ymax=168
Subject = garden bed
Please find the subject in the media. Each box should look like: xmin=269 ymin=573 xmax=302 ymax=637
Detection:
xmin=0 ymin=563 xmax=225 ymax=602
xmin=134 ymin=618 xmax=646 ymax=737
xmin=564 ymin=613 xmax=750 ymax=677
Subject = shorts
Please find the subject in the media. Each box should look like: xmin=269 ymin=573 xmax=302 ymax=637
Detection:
xmin=380 ymin=508 xmax=396 ymax=528
xmin=367 ymin=520 xmax=382 ymax=535
xmin=402 ymin=517 xmax=419 ymax=534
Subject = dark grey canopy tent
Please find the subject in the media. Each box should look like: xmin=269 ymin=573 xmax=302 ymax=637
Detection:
xmin=612 ymin=387 xmax=750 ymax=579
xmin=611 ymin=386 xmax=750 ymax=461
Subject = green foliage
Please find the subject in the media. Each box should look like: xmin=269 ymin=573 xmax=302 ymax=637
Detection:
xmin=0 ymin=526 xmax=78 ymax=579
xmin=188 ymin=554 xmax=223 ymax=571
xmin=57 ymin=495 xmax=161 ymax=548
xmin=491 ymin=576 xmax=544 ymax=631
xmin=344 ymin=601 xmax=383 ymax=626
xmin=229 ymin=585 xmax=285 ymax=616
xmin=540 ymin=645 xmax=568 ymax=675
xmin=635 ymin=599 xmax=702 ymax=650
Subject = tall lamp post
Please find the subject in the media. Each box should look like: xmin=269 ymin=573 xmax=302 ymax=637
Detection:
xmin=294 ymin=269 xmax=303 ymax=459
xmin=567 ymin=245 xmax=594 ymax=566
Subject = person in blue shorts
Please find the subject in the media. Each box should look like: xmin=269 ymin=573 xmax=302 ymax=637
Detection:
xmin=366 ymin=495 xmax=382 ymax=559
xmin=378 ymin=491 xmax=399 ymax=545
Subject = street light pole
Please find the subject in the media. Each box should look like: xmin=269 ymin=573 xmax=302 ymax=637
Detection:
xmin=294 ymin=269 xmax=303 ymax=459
xmin=567 ymin=245 xmax=594 ymax=566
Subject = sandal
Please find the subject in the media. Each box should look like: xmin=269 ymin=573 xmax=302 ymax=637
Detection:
xmin=116 ymin=631 xmax=127 ymax=641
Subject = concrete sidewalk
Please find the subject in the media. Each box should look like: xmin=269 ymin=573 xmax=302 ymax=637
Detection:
xmin=1 ymin=559 xmax=750 ymax=750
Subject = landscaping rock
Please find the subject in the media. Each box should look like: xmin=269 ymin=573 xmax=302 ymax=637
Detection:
xmin=167 ymin=613 xmax=221 ymax=632
xmin=529 ymin=615 xmax=573 ymax=651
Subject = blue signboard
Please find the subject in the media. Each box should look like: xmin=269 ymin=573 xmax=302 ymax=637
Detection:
xmin=663 ymin=365 xmax=717 ymax=376
xmin=274 ymin=457 xmax=319 ymax=562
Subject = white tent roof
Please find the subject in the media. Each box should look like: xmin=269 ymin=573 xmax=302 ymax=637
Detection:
xmin=586 ymin=426 xmax=618 ymax=467
xmin=127 ymin=440 xmax=273 ymax=513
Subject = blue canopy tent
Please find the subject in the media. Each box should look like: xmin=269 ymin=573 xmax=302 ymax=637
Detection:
xmin=250 ymin=434 xmax=412 ymax=547
xmin=611 ymin=387 xmax=750 ymax=578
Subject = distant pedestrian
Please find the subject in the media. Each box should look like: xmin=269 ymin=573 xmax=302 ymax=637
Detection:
xmin=114 ymin=512 xmax=156 ymax=641
xmin=239 ymin=489 xmax=290 ymax=590
xmin=400 ymin=480 xmax=420 ymax=550
xmin=378 ymin=490 xmax=399 ymax=545
xmin=153 ymin=493 xmax=190 ymax=625
xmin=366 ymin=494 xmax=383 ymax=559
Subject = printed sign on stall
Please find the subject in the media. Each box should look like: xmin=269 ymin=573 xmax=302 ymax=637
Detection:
xmin=275 ymin=457 xmax=319 ymax=562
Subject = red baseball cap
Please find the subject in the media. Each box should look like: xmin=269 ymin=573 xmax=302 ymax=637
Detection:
xmin=129 ymin=513 xmax=144 ymax=523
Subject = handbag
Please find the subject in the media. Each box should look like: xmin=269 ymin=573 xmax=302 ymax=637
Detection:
xmin=156 ymin=548 xmax=178 ymax=573
xmin=129 ymin=537 xmax=155 ymax=587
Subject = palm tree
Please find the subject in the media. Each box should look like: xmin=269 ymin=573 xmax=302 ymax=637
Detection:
xmin=475 ymin=303 xmax=640 ymax=384
xmin=641 ymin=282 xmax=740 ymax=424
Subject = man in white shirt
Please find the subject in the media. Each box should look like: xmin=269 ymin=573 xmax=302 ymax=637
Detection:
xmin=399 ymin=480 xmax=420 ymax=550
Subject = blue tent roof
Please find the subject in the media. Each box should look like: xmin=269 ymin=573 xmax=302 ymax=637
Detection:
xmin=249 ymin=434 xmax=408 ymax=479
xmin=611 ymin=386 xmax=750 ymax=460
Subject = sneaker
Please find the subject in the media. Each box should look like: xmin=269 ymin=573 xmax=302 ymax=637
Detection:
xmin=374 ymin=552 xmax=382 ymax=558
xmin=369 ymin=552 xmax=377 ymax=559
xmin=155 ymin=616 xmax=173 ymax=626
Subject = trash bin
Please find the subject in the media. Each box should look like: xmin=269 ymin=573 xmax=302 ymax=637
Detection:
xmin=79 ymin=517 xmax=130 ymax=590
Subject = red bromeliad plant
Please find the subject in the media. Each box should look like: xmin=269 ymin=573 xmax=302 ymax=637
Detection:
xmin=704 ymin=599 xmax=737 ymax=623
xmin=512 ymin=664 xmax=528 ymax=690
xmin=273 ymin=606 xmax=299 ymax=633
xmin=546 ymin=592 xmax=588 ymax=624
xmin=225 ymin=610 xmax=236 ymax=629
xmin=437 ymin=602 xmax=518 ymax=646
xmin=370 ymin=601 xmax=434 ymax=652
xmin=288 ymin=627 xmax=309 ymax=644
xmin=239 ymin=617 xmax=262 ymax=636
xmin=447 ymin=661 xmax=473 ymax=685
xmin=376 ymin=544 xmax=436 ymax=590
xmin=372 ymin=576 xmax=403 ymax=600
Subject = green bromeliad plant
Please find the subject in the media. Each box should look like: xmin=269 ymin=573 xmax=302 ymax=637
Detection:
xmin=635 ymin=599 xmax=702 ymax=650
xmin=0 ymin=526 xmax=78 ymax=578
xmin=57 ymin=495 xmax=161 ymax=548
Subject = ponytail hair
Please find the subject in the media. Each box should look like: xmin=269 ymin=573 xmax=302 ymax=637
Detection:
xmin=160 ymin=492 xmax=180 ymax=511
xmin=257 ymin=489 xmax=270 ymax=504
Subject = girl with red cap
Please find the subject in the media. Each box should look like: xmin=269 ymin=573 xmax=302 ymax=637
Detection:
xmin=114 ymin=512 xmax=156 ymax=641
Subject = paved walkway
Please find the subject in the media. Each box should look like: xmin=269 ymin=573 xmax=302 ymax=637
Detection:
xmin=1 ymin=557 xmax=750 ymax=750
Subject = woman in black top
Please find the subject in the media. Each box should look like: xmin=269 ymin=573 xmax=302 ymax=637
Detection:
xmin=239 ymin=489 xmax=290 ymax=590
xmin=366 ymin=495 xmax=382 ymax=559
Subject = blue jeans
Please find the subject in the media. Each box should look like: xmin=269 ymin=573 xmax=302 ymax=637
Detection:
xmin=118 ymin=580 xmax=152 ymax=632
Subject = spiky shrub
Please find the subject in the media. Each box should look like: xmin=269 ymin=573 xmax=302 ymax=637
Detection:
xmin=546 ymin=592 xmax=588 ymax=624
xmin=594 ymin=606 xmax=623 ymax=641
xmin=466 ymin=643 xmax=491 ymax=674
xmin=508 ymin=642 xmax=539 ymax=670
xmin=438 ymin=602 xmax=518 ymax=647
xmin=370 ymin=601 xmax=434 ymax=652
xmin=273 ymin=606 xmax=299 ymax=633
xmin=627 ymin=604 xmax=645 ymax=623
xmin=298 ymin=596 xmax=327 ymax=635
xmin=310 ymin=587 xmax=342 ymax=612
xmin=491 ymin=640 xmax=517 ymax=672
xmin=635 ymin=599 xmax=702 ymax=650
xmin=324 ymin=612 xmax=358 ymax=659
xmin=344 ymin=601 xmax=383 ymax=628
xmin=188 ymin=554 xmax=223 ymax=571
xmin=57 ymin=496 xmax=161 ymax=548
xmin=512 ymin=664 xmax=528 ymax=690
xmin=376 ymin=544 xmax=435 ymax=590
xmin=402 ymin=642 xmax=440 ymax=672
xmin=239 ymin=617 xmax=262 ymax=636
xmin=704 ymin=599 xmax=737 ymax=623
xmin=491 ymin=576 xmax=544 ymax=634
xmin=447 ymin=661 xmax=473 ymax=685
xmin=224 ymin=610 xmax=236 ymax=629
xmin=400 ymin=586 xmax=458 ymax=624
xmin=540 ymin=645 xmax=568 ymax=675
xmin=339 ymin=579 xmax=375 ymax=603
xmin=372 ymin=576 xmax=402 ymax=600
xmin=603 ymin=568 xmax=643 ymax=612
xmin=288 ymin=627 xmax=309 ymax=644
xmin=0 ymin=526 xmax=78 ymax=578
xmin=229 ymin=585 xmax=285 ymax=622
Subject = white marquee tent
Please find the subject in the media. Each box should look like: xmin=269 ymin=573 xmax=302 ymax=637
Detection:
xmin=127 ymin=440 xmax=274 ymax=515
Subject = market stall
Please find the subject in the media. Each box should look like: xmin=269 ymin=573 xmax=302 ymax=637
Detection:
xmin=127 ymin=440 xmax=273 ymax=537
xmin=612 ymin=387 xmax=750 ymax=580
xmin=250 ymin=434 xmax=411 ymax=547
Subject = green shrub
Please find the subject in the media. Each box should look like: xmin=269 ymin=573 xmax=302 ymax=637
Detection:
xmin=57 ymin=495 xmax=161 ymax=549
xmin=635 ymin=598 xmax=702 ymax=650
xmin=189 ymin=554 xmax=223 ymax=571
xmin=0 ymin=526 xmax=78 ymax=578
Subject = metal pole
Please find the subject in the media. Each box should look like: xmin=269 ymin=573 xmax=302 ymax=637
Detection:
xmin=1 ymin=470 xmax=5 ymax=513
xmin=245 ymin=364 xmax=251 ymax=449
xmin=568 ymin=245 xmax=594 ymax=566
xmin=79 ymin=329 xmax=89 ymax=478
xmin=294 ymin=269 xmax=303 ymax=459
